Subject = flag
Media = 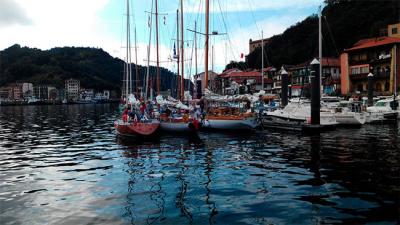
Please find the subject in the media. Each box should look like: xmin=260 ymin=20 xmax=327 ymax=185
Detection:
xmin=240 ymin=53 xmax=244 ymax=59
xmin=148 ymin=16 xmax=151 ymax=27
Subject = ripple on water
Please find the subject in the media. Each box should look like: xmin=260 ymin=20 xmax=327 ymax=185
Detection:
xmin=0 ymin=104 xmax=399 ymax=225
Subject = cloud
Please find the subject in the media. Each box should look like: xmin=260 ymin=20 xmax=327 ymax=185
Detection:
xmin=0 ymin=0 xmax=32 ymax=27
xmin=0 ymin=0 xmax=117 ymax=54
xmin=0 ymin=0 xmax=317 ymax=79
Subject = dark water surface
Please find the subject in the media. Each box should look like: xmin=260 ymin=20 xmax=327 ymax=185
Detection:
xmin=0 ymin=104 xmax=399 ymax=225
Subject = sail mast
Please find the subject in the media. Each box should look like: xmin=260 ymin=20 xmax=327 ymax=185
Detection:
xmin=318 ymin=5 xmax=322 ymax=95
xmin=195 ymin=21 xmax=197 ymax=82
xmin=180 ymin=0 xmax=184 ymax=101
xmin=261 ymin=30 xmax=264 ymax=91
xmin=204 ymin=0 xmax=209 ymax=89
xmin=155 ymin=0 xmax=160 ymax=95
xmin=135 ymin=27 xmax=139 ymax=96
xmin=176 ymin=9 xmax=180 ymax=99
xmin=125 ymin=0 xmax=130 ymax=105
xmin=145 ymin=0 xmax=154 ymax=101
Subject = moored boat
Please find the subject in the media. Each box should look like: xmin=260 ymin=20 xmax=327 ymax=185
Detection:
xmin=366 ymin=99 xmax=398 ymax=123
xmin=159 ymin=117 xmax=200 ymax=132
xmin=333 ymin=101 xmax=366 ymax=126
xmin=114 ymin=119 xmax=160 ymax=137
xmin=203 ymin=114 xmax=259 ymax=130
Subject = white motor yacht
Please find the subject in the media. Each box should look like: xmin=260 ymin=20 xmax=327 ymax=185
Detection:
xmin=366 ymin=99 xmax=398 ymax=123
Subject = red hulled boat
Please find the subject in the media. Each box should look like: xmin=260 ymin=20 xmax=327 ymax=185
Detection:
xmin=114 ymin=119 xmax=160 ymax=137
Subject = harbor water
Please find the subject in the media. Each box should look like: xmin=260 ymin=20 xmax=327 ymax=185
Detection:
xmin=0 ymin=104 xmax=399 ymax=224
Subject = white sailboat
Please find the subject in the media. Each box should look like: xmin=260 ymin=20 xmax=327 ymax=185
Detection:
xmin=199 ymin=0 xmax=259 ymax=131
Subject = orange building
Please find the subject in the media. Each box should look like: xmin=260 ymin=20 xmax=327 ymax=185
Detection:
xmin=340 ymin=36 xmax=400 ymax=96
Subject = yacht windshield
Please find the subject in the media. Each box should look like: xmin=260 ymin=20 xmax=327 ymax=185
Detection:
xmin=374 ymin=101 xmax=387 ymax=107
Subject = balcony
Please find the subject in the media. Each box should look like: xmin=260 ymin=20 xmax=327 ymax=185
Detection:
xmin=350 ymin=73 xmax=368 ymax=80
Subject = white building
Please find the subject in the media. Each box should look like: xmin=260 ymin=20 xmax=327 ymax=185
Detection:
xmin=65 ymin=79 xmax=80 ymax=101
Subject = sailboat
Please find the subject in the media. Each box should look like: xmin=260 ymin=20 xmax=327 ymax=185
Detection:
xmin=158 ymin=0 xmax=201 ymax=133
xmin=114 ymin=0 xmax=160 ymax=137
xmin=198 ymin=0 xmax=260 ymax=131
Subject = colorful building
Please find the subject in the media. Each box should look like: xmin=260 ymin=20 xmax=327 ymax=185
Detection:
xmin=288 ymin=57 xmax=340 ymax=97
xmin=219 ymin=69 xmax=273 ymax=94
xmin=340 ymin=36 xmax=400 ymax=96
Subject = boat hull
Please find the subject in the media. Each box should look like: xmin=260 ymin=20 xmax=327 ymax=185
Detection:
xmin=203 ymin=117 xmax=259 ymax=130
xmin=114 ymin=119 xmax=160 ymax=137
xmin=335 ymin=113 xmax=366 ymax=125
xmin=366 ymin=112 xmax=398 ymax=123
xmin=160 ymin=121 xmax=200 ymax=132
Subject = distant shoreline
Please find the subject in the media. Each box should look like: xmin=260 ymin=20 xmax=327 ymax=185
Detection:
xmin=0 ymin=99 xmax=120 ymax=106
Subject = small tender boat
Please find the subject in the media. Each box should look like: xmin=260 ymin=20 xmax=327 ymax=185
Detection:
xmin=114 ymin=119 xmax=160 ymax=137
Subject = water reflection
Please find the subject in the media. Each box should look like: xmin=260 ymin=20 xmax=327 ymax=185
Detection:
xmin=0 ymin=105 xmax=399 ymax=225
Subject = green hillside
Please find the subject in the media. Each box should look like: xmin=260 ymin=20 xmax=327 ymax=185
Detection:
xmin=0 ymin=44 xmax=183 ymax=96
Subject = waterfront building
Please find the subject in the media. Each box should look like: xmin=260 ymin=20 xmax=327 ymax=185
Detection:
xmin=340 ymin=36 xmax=400 ymax=96
xmin=388 ymin=23 xmax=400 ymax=38
xmin=103 ymin=90 xmax=110 ymax=99
xmin=11 ymin=83 xmax=23 ymax=100
xmin=288 ymin=57 xmax=340 ymax=97
xmin=65 ymin=79 xmax=80 ymax=101
xmin=22 ymin=83 xmax=34 ymax=99
xmin=249 ymin=38 xmax=270 ymax=54
xmin=34 ymin=85 xmax=53 ymax=100
xmin=193 ymin=71 xmax=219 ymax=96
xmin=80 ymin=88 xmax=94 ymax=100
xmin=48 ymin=87 xmax=58 ymax=100
xmin=94 ymin=90 xmax=110 ymax=101
xmin=0 ymin=86 xmax=11 ymax=100
xmin=218 ymin=69 xmax=273 ymax=94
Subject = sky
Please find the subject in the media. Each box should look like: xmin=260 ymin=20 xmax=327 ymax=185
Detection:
xmin=0 ymin=0 xmax=323 ymax=79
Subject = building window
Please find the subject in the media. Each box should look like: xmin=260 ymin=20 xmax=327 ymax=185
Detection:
xmin=351 ymin=67 xmax=360 ymax=75
xmin=360 ymin=66 xmax=369 ymax=74
xmin=392 ymin=27 xmax=398 ymax=34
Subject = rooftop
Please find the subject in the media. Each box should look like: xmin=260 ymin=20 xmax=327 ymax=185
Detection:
xmin=345 ymin=36 xmax=400 ymax=52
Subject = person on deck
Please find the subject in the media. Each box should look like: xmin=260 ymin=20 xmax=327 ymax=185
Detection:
xmin=146 ymin=101 xmax=154 ymax=118
xmin=122 ymin=107 xmax=129 ymax=123
xmin=140 ymin=101 xmax=146 ymax=117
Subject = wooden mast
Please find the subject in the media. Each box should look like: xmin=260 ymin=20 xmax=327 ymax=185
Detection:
xmin=204 ymin=0 xmax=209 ymax=89
xmin=176 ymin=9 xmax=180 ymax=99
xmin=135 ymin=27 xmax=139 ymax=96
xmin=125 ymin=0 xmax=130 ymax=105
xmin=145 ymin=0 xmax=154 ymax=101
xmin=180 ymin=0 xmax=184 ymax=101
xmin=155 ymin=0 xmax=160 ymax=95
xmin=194 ymin=21 xmax=197 ymax=82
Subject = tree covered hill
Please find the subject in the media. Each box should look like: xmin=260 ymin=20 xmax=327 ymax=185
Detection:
xmin=0 ymin=44 xmax=181 ymax=95
xmin=233 ymin=0 xmax=399 ymax=70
